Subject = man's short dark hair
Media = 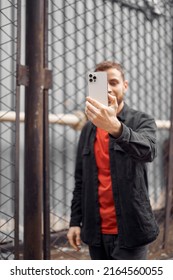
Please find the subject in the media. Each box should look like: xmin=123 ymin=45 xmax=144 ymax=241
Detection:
xmin=95 ymin=61 xmax=125 ymax=81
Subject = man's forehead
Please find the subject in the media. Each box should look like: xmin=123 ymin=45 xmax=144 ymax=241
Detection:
xmin=107 ymin=69 xmax=122 ymax=79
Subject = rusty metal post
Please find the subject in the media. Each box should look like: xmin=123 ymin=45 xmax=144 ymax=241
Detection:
xmin=24 ymin=0 xmax=45 ymax=259
xmin=43 ymin=0 xmax=50 ymax=260
xmin=14 ymin=0 xmax=22 ymax=260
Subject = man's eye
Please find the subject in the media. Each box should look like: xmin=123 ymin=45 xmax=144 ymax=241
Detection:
xmin=110 ymin=82 xmax=118 ymax=86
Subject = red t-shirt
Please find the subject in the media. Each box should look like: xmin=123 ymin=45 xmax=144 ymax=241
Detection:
xmin=94 ymin=127 xmax=118 ymax=234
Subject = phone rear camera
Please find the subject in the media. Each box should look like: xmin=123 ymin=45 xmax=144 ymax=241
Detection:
xmin=93 ymin=76 xmax=96 ymax=80
xmin=89 ymin=79 xmax=93 ymax=82
xmin=89 ymin=74 xmax=92 ymax=78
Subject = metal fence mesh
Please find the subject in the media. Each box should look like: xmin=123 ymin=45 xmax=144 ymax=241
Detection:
xmin=0 ymin=0 xmax=17 ymax=259
xmin=0 ymin=0 xmax=173 ymax=260
xmin=48 ymin=0 xmax=173 ymax=260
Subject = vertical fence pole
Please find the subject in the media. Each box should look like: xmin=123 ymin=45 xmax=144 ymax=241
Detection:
xmin=163 ymin=74 xmax=173 ymax=249
xmin=24 ymin=0 xmax=45 ymax=259
xmin=163 ymin=15 xmax=173 ymax=247
xmin=43 ymin=0 xmax=50 ymax=260
xmin=14 ymin=0 xmax=21 ymax=260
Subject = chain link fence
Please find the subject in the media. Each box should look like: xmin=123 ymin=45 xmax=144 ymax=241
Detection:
xmin=48 ymin=0 xmax=173 ymax=260
xmin=0 ymin=0 xmax=173 ymax=260
xmin=0 ymin=0 xmax=18 ymax=260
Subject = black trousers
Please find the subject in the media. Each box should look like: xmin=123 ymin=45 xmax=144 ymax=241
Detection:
xmin=89 ymin=234 xmax=148 ymax=260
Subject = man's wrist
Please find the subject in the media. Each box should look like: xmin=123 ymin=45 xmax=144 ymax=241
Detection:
xmin=109 ymin=120 xmax=123 ymax=138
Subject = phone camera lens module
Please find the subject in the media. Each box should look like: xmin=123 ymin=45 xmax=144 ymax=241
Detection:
xmin=89 ymin=79 xmax=93 ymax=82
xmin=89 ymin=74 xmax=92 ymax=78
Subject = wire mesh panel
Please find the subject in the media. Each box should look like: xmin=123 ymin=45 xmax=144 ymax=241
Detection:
xmin=0 ymin=0 xmax=18 ymax=260
xmin=0 ymin=0 xmax=172 ymax=260
xmin=48 ymin=0 xmax=173 ymax=259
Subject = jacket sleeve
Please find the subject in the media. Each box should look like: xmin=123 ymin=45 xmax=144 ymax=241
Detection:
xmin=114 ymin=112 xmax=157 ymax=162
xmin=69 ymin=128 xmax=84 ymax=227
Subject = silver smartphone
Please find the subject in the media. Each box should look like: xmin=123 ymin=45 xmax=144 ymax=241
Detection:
xmin=87 ymin=71 xmax=108 ymax=106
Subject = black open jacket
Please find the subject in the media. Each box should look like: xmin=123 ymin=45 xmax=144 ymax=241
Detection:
xmin=70 ymin=103 xmax=159 ymax=248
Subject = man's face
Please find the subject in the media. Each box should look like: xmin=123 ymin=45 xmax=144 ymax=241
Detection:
xmin=106 ymin=68 xmax=128 ymax=106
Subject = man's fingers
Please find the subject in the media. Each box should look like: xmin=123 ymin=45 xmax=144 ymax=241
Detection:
xmin=86 ymin=100 xmax=96 ymax=111
xmin=68 ymin=235 xmax=80 ymax=251
xmin=108 ymin=93 xmax=116 ymax=100
xmin=86 ymin=96 xmax=105 ymax=109
xmin=76 ymin=234 xmax=81 ymax=246
xmin=85 ymin=101 xmax=99 ymax=119
xmin=108 ymin=94 xmax=117 ymax=104
xmin=67 ymin=227 xmax=81 ymax=251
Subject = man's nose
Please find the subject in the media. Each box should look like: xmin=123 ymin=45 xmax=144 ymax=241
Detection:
xmin=108 ymin=84 xmax=112 ymax=94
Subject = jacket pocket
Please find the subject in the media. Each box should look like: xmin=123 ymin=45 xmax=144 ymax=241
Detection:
xmin=82 ymin=147 xmax=91 ymax=181
xmin=113 ymin=143 xmax=141 ymax=180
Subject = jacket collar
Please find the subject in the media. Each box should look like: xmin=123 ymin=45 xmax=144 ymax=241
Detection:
xmin=117 ymin=102 xmax=129 ymax=122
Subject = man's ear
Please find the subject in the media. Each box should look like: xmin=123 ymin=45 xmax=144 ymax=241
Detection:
xmin=123 ymin=80 xmax=128 ymax=93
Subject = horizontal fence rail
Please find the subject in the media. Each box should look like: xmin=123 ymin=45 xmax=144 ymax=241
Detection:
xmin=1 ymin=0 xmax=173 ymax=260
xmin=0 ymin=111 xmax=171 ymax=129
